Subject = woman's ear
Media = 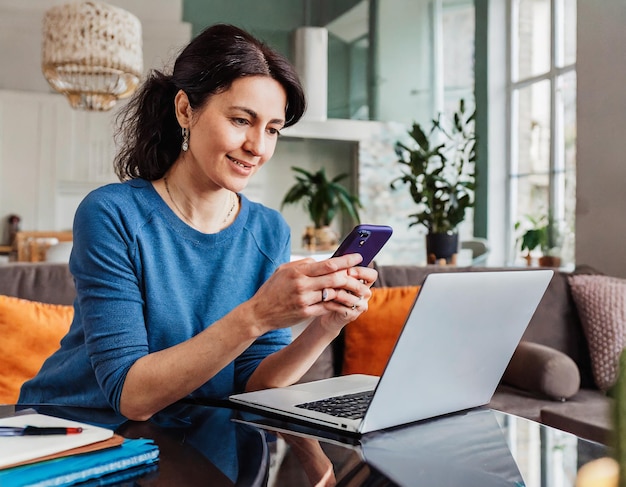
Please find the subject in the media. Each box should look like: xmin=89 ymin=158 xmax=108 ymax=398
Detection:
xmin=174 ymin=90 xmax=192 ymax=127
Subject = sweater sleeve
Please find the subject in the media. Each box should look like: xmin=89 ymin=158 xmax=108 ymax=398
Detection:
xmin=233 ymin=229 xmax=293 ymax=392
xmin=233 ymin=329 xmax=293 ymax=393
xmin=70 ymin=185 xmax=295 ymax=410
xmin=70 ymin=189 xmax=149 ymax=413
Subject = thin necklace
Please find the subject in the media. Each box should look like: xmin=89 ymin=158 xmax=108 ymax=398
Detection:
xmin=163 ymin=176 xmax=237 ymax=228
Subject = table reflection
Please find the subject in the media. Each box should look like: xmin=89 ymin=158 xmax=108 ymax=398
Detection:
xmin=240 ymin=408 xmax=608 ymax=487
xmin=494 ymin=412 xmax=607 ymax=487
xmin=7 ymin=403 xmax=268 ymax=486
xmin=243 ymin=407 xmax=525 ymax=486
xmin=2 ymin=404 xmax=608 ymax=487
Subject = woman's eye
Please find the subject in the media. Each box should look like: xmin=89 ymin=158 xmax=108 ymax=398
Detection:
xmin=233 ymin=118 xmax=248 ymax=126
xmin=267 ymin=127 xmax=281 ymax=136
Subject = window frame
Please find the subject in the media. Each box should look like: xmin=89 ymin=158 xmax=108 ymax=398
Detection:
xmin=505 ymin=0 xmax=576 ymax=265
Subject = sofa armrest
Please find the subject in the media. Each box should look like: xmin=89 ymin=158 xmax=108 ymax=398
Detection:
xmin=502 ymin=341 xmax=581 ymax=401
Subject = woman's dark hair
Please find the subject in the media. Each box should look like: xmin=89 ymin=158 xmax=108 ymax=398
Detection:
xmin=114 ymin=23 xmax=306 ymax=181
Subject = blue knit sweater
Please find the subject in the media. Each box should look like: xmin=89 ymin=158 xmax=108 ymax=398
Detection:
xmin=19 ymin=179 xmax=292 ymax=413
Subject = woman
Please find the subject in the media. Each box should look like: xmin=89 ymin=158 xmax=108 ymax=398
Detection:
xmin=19 ymin=24 xmax=376 ymax=423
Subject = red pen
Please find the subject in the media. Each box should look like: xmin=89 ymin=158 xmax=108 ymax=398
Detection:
xmin=0 ymin=426 xmax=83 ymax=436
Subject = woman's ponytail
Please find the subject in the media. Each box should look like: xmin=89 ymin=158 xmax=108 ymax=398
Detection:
xmin=114 ymin=70 xmax=180 ymax=181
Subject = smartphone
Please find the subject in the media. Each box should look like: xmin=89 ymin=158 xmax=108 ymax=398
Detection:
xmin=331 ymin=224 xmax=393 ymax=266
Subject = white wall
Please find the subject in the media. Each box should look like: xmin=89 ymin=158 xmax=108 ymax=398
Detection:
xmin=0 ymin=91 xmax=118 ymax=232
xmin=576 ymin=0 xmax=626 ymax=278
xmin=0 ymin=0 xmax=190 ymax=93
xmin=375 ymin=0 xmax=434 ymax=125
xmin=0 ymin=0 xmax=191 ymax=234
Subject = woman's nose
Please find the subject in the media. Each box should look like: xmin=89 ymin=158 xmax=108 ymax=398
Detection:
xmin=244 ymin=129 xmax=266 ymax=156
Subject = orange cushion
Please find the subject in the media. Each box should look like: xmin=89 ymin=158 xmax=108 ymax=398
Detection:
xmin=0 ymin=295 xmax=73 ymax=403
xmin=342 ymin=286 xmax=420 ymax=376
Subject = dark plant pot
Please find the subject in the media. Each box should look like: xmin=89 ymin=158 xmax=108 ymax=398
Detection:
xmin=426 ymin=232 xmax=459 ymax=265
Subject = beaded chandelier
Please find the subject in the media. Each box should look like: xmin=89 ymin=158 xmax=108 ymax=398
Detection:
xmin=41 ymin=1 xmax=143 ymax=111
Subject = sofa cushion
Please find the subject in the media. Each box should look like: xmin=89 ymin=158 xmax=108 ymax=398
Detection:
xmin=568 ymin=274 xmax=626 ymax=391
xmin=342 ymin=286 xmax=420 ymax=376
xmin=0 ymin=263 xmax=75 ymax=305
xmin=502 ymin=341 xmax=580 ymax=400
xmin=0 ymin=295 xmax=73 ymax=403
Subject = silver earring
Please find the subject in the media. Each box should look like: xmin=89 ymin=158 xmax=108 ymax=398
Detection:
xmin=182 ymin=127 xmax=189 ymax=152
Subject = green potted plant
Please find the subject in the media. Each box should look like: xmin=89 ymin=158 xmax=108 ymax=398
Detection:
xmin=281 ymin=167 xmax=361 ymax=250
xmin=390 ymin=99 xmax=476 ymax=264
xmin=515 ymin=214 xmax=562 ymax=267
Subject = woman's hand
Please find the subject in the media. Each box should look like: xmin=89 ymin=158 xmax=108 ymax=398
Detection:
xmin=244 ymin=254 xmax=377 ymax=392
xmin=317 ymin=263 xmax=377 ymax=334
xmin=246 ymin=254 xmax=377 ymax=335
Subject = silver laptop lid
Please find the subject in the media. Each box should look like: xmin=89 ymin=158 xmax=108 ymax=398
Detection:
xmin=360 ymin=269 xmax=553 ymax=433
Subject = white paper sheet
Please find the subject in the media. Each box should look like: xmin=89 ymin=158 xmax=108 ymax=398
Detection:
xmin=0 ymin=413 xmax=114 ymax=468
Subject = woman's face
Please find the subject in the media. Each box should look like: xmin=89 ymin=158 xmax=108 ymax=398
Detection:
xmin=180 ymin=76 xmax=287 ymax=193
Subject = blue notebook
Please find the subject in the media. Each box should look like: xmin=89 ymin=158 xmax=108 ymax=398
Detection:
xmin=0 ymin=438 xmax=159 ymax=487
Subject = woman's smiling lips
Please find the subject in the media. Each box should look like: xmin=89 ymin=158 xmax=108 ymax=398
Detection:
xmin=228 ymin=155 xmax=254 ymax=171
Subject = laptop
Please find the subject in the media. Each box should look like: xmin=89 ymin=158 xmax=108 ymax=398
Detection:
xmin=230 ymin=270 xmax=554 ymax=435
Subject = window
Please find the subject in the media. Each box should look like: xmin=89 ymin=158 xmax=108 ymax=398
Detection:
xmin=507 ymin=0 xmax=576 ymax=265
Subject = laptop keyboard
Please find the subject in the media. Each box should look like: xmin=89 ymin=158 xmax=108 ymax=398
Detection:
xmin=295 ymin=390 xmax=374 ymax=420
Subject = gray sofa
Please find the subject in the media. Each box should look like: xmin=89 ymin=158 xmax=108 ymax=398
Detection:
xmin=0 ymin=262 xmax=613 ymax=444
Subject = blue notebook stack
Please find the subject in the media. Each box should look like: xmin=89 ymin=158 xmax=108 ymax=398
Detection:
xmin=0 ymin=437 xmax=159 ymax=487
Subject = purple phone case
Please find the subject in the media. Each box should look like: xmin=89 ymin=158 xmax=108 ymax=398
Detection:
xmin=331 ymin=224 xmax=393 ymax=266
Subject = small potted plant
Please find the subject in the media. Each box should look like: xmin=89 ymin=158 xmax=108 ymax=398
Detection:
xmin=515 ymin=215 xmax=562 ymax=267
xmin=281 ymin=167 xmax=361 ymax=251
xmin=390 ymin=99 xmax=476 ymax=264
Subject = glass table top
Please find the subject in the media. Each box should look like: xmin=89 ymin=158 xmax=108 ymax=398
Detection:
xmin=0 ymin=403 xmax=609 ymax=486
